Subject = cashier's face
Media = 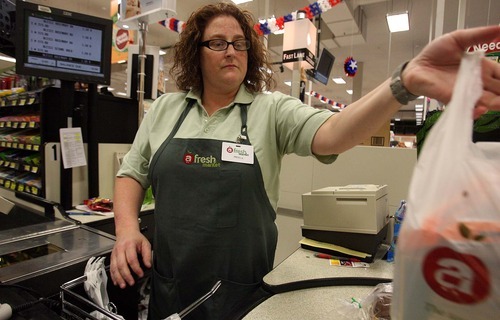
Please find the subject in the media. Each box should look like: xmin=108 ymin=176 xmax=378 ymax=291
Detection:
xmin=199 ymin=15 xmax=248 ymax=93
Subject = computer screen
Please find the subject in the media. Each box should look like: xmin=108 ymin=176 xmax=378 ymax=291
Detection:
xmin=15 ymin=1 xmax=112 ymax=85
xmin=313 ymin=49 xmax=335 ymax=85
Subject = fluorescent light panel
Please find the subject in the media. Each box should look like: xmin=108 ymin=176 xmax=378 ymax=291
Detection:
xmin=0 ymin=55 xmax=15 ymax=63
xmin=386 ymin=12 xmax=409 ymax=32
xmin=332 ymin=77 xmax=346 ymax=84
xmin=231 ymin=0 xmax=252 ymax=4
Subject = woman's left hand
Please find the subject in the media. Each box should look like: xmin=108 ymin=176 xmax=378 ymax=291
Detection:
xmin=403 ymin=25 xmax=500 ymax=117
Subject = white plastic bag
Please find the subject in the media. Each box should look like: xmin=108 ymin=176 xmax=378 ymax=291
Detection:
xmin=392 ymin=52 xmax=500 ymax=319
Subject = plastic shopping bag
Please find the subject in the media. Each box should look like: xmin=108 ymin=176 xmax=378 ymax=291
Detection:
xmin=391 ymin=52 xmax=500 ymax=319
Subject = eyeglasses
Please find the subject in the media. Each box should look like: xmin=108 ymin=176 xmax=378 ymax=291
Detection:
xmin=199 ymin=39 xmax=251 ymax=51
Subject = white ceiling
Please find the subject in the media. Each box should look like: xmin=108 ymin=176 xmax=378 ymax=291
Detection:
xmin=1 ymin=0 xmax=499 ymax=125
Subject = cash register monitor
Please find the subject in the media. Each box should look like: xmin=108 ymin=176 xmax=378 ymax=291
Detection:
xmin=15 ymin=1 xmax=112 ymax=85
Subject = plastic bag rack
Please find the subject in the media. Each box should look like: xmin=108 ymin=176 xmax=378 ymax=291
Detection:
xmin=60 ymin=273 xmax=124 ymax=320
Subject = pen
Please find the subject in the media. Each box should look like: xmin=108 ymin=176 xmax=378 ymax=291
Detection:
xmin=67 ymin=211 xmax=93 ymax=216
xmin=314 ymin=253 xmax=361 ymax=262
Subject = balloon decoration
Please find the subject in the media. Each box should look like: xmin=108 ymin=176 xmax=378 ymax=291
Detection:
xmin=309 ymin=91 xmax=348 ymax=109
xmin=344 ymin=56 xmax=358 ymax=77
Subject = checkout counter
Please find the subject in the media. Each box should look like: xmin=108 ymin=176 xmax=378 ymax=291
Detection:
xmin=244 ymin=185 xmax=394 ymax=319
xmin=0 ymin=193 xmax=140 ymax=319
xmin=243 ymin=184 xmax=395 ymax=319
xmin=244 ymin=248 xmax=393 ymax=319
xmin=1 ymin=181 xmax=393 ymax=319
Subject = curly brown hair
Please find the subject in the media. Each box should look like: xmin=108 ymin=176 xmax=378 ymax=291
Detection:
xmin=170 ymin=2 xmax=276 ymax=93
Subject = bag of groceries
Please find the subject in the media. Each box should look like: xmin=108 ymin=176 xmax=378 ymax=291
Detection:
xmin=391 ymin=52 xmax=500 ymax=319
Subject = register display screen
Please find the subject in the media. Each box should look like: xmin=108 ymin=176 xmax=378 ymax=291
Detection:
xmin=15 ymin=1 xmax=112 ymax=84
xmin=25 ymin=15 xmax=104 ymax=77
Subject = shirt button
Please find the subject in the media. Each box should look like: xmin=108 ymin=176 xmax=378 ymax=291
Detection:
xmin=204 ymin=128 xmax=210 ymax=133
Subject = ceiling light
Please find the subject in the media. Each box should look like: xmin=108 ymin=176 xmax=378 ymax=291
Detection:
xmin=386 ymin=12 xmax=409 ymax=33
xmin=332 ymin=77 xmax=346 ymax=84
xmin=231 ymin=0 xmax=252 ymax=4
xmin=159 ymin=50 xmax=166 ymax=55
xmin=0 ymin=55 xmax=15 ymax=63
xmin=346 ymin=89 xmax=353 ymax=95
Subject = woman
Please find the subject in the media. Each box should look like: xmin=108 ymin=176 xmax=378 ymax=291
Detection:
xmin=110 ymin=2 xmax=500 ymax=319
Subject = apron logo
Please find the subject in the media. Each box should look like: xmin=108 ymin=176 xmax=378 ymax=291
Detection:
xmin=183 ymin=152 xmax=194 ymax=164
xmin=183 ymin=152 xmax=221 ymax=168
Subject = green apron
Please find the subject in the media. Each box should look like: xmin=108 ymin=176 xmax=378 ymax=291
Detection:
xmin=148 ymin=100 xmax=277 ymax=319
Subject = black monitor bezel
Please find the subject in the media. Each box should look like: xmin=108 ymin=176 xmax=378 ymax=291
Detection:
xmin=15 ymin=1 xmax=113 ymax=85
xmin=314 ymin=48 xmax=335 ymax=85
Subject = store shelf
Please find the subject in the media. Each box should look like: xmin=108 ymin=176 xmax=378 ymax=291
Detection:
xmin=0 ymin=88 xmax=43 ymax=198
xmin=0 ymin=90 xmax=36 ymax=107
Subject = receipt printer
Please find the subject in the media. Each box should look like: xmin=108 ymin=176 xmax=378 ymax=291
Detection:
xmin=301 ymin=184 xmax=390 ymax=258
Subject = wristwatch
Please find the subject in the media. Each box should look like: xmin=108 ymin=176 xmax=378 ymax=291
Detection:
xmin=390 ymin=61 xmax=419 ymax=105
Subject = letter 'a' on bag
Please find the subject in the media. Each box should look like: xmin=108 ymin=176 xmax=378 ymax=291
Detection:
xmin=391 ymin=51 xmax=500 ymax=319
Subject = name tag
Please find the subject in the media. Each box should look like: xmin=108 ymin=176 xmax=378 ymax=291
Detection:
xmin=221 ymin=142 xmax=254 ymax=164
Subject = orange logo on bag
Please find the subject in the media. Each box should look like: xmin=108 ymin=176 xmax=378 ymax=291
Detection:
xmin=422 ymin=247 xmax=490 ymax=304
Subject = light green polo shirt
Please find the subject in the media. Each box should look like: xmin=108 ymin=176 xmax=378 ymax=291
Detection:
xmin=118 ymin=85 xmax=337 ymax=209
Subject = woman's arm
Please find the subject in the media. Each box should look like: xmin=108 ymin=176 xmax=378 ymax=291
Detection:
xmin=313 ymin=25 xmax=500 ymax=156
xmin=110 ymin=176 xmax=152 ymax=288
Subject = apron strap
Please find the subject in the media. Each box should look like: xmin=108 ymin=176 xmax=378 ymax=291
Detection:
xmin=166 ymin=99 xmax=196 ymax=140
xmin=237 ymin=104 xmax=250 ymax=145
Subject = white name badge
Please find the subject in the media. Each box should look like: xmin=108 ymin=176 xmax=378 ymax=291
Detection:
xmin=221 ymin=142 xmax=254 ymax=164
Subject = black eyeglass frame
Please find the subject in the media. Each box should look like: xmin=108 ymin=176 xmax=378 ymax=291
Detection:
xmin=199 ymin=39 xmax=251 ymax=51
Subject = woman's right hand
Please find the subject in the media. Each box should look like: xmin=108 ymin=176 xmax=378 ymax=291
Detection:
xmin=110 ymin=230 xmax=152 ymax=289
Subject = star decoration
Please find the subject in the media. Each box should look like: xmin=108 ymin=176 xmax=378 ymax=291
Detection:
xmin=344 ymin=56 xmax=358 ymax=77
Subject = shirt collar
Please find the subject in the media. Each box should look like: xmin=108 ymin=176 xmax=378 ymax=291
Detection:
xmin=185 ymin=84 xmax=255 ymax=106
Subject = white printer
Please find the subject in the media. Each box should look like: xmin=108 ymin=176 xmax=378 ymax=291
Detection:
xmin=301 ymin=184 xmax=390 ymax=260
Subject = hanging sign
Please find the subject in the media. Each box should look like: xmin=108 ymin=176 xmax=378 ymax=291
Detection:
xmin=283 ymin=49 xmax=315 ymax=66
xmin=282 ymin=18 xmax=317 ymax=70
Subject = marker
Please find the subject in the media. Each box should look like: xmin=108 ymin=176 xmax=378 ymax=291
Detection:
xmin=314 ymin=253 xmax=361 ymax=262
